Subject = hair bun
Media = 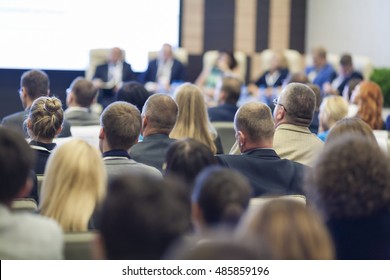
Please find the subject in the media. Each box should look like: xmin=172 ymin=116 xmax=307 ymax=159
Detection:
xmin=44 ymin=98 xmax=61 ymax=114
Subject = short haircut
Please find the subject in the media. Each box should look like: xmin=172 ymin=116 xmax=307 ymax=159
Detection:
xmin=221 ymin=76 xmax=242 ymax=104
xmin=234 ymin=102 xmax=275 ymax=143
xmin=100 ymin=174 xmax=191 ymax=259
xmin=282 ymin=83 xmax=316 ymax=126
xmin=0 ymin=127 xmax=34 ymax=203
xmin=340 ymin=54 xmax=353 ymax=66
xmin=165 ymin=138 xmax=216 ymax=187
xmin=100 ymin=101 xmax=141 ymax=150
xmin=307 ymin=83 xmax=322 ymax=110
xmin=28 ymin=96 xmax=64 ymax=139
xmin=21 ymin=69 xmax=49 ymax=100
xmin=142 ymin=94 xmax=178 ymax=134
xmin=116 ymin=81 xmax=151 ymax=112
xmin=192 ymin=166 xmax=252 ymax=227
xmin=69 ymin=77 xmax=98 ymax=107
xmin=312 ymin=46 xmax=327 ymax=59
xmin=305 ymin=134 xmax=390 ymax=220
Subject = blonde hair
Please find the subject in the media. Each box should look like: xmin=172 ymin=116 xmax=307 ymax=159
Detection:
xmin=319 ymin=96 xmax=348 ymax=131
xmin=170 ymin=83 xmax=217 ymax=154
xmin=28 ymin=96 xmax=63 ymax=140
xmin=40 ymin=139 xmax=107 ymax=231
xmin=238 ymin=199 xmax=334 ymax=259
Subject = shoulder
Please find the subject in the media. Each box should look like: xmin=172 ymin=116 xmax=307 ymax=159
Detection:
xmin=1 ymin=111 xmax=25 ymax=124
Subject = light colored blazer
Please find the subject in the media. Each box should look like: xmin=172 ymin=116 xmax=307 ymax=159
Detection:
xmin=103 ymin=158 xmax=162 ymax=179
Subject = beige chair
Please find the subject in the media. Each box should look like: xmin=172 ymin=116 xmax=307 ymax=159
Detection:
xmin=70 ymin=125 xmax=101 ymax=149
xmin=147 ymin=47 xmax=188 ymax=65
xmin=248 ymin=195 xmax=306 ymax=214
xmin=64 ymin=231 xmax=96 ymax=260
xmin=203 ymin=50 xmax=247 ymax=82
xmin=211 ymin=122 xmax=236 ymax=154
xmin=11 ymin=198 xmax=38 ymax=212
xmin=251 ymin=49 xmax=304 ymax=81
xmin=85 ymin=48 xmax=126 ymax=81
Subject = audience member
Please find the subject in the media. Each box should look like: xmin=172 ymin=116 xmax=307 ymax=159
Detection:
xmin=351 ymin=81 xmax=384 ymax=130
xmin=208 ymin=76 xmax=242 ymax=122
xmin=95 ymin=173 xmax=191 ymax=259
xmin=40 ymin=139 xmax=106 ymax=231
xmin=323 ymin=53 xmax=363 ymax=96
xmin=317 ymin=96 xmax=349 ymax=141
xmin=92 ymin=47 xmax=136 ymax=108
xmin=217 ymin=102 xmax=307 ymax=196
xmin=64 ymin=77 xmax=100 ymax=126
xmin=305 ymin=46 xmax=336 ymax=90
xmin=116 ymin=81 xmax=151 ymax=112
xmin=141 ymin=43 xmax=186 ymax=92
xmin=307 ymin=83 xmax=322 ymax=134
xmin=99 ymin=101 xmax=161 ymax=179
xmin=130 ymin=94 xmax=178 ymax=171
xmin=342 ymin=77 xmax=362 ymax=102
xmin=305 ymin=135 xmax=390 ymax=259
xmin=191 ymin=166 xmax=252 ymax=235
xmin=0 ymin=127 xmax=63 ymax=259
xmin=165 ymin=138 xmax=216 ymax=188
xmin=170 ymin=83 xmax=223 ymax=154
xmin=237 ymin=199 xmax=334 ymax=259
xmin=1 ymin=69 xmax=71 ymax=137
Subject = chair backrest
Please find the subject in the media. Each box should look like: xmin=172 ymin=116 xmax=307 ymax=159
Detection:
xmin=148 ymin=47 xmax=188 ymax=65
xmin=203 ymin=50 xmax=247 ymax=82
xmin=248 ymin=194 xmax=306 ymax=214
xmin=70 ymin=125 xmax=101 ymax=149
xmin=11 ymin=198 xmax=38 ymax=212
xmin=64 ymin=231 xmax=96 ymax=260
xmin=85 ymin=48 xmax=126 ymax=80
xmin=211 ymin=122 xmax=236 ymax=154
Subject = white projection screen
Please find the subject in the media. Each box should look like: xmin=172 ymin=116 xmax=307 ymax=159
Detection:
xmin=0 ymin=0 xmax=180 ymax=72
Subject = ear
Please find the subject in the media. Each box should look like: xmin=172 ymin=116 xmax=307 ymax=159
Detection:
xmin=92 ymin=233 xmax=106 ymax=260
xmin=142 ymin=115 xmax=148 ymax=131
xmin=27 ymin=118 xmax=32 ymax=130
xmin=191 ymin=202 xmax=205 ymax=232
xmin=99 ymin=127 xmax=105 ymax=140
xmin=15 ymin=177 xmax=33 ymax=199
xmin=274 ymin=106 xmax=285 ymax=122
xmin=237 ymin=130 xmax=246 ymax=148
xmin=55 ymin=126 xmax=63 ymax=137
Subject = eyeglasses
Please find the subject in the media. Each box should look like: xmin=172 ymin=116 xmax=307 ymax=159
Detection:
xmin=66 ymin=88 xmax=71 ymax=95
xmin=18 ymin=88 xmax=23 ymax=95
xmin=273 ymin=98 xmax=288 ymax=113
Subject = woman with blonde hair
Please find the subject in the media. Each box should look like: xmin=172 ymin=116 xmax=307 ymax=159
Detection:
xmin=40 ymin=139 xmax=106 ymax=232
xmin=170 ymin=83 xmax=223 ymax=154
xmin=351 ymin=81 xmax=384 ymax=129
xmin=317 ymin=95 xmax=349 ymax=141
xmin=237 ymin=199 xmax=334 ymax=259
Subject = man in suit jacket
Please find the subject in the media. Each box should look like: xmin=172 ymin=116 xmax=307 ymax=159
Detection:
xmin=93 ymin=47 xmax=136 ymax=108
xmin=216 ymin=102 xmax=307 ymax=197
xmin=208 ymin=76 xmax=241 ymax=122
xmin=64 ymin=77 xmax=100 ymax=126
xmin=99 ymin=101 xmax=161 ymax=180
xmin=130 ymin=94 xmax=178 ymax=172
xmin=1 ymin=69 xmax=71 ymax=138
xmin=140 ymin=44 xmax=186 ymax=92
xmin=273 ymin=83 xmax=323 ymax=166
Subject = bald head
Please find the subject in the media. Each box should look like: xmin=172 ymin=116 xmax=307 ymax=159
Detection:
xmin=276 ymin=83 xmax=315 ymax=127
xmin=142 ymin=94 xmax=178 ymax=136
xmin=234 ymin=102 xmax=275 ymax=145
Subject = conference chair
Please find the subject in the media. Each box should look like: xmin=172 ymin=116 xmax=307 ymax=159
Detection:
xmin=64 ymin=231 xmax=96 ymax=260
xmin=85 ymin=48 xmax=126 ymax=81
xmin=147 ymin=47 xmax=189 ymax=66
xmin=211 ymin=122 xmax=236 ymax=154
xmin=248 ymin=194 xmax=306 ymax=213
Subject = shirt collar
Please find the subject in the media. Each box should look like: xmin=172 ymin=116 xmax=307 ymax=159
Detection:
xmin=102 ymin=149 xmax=131 ymax=159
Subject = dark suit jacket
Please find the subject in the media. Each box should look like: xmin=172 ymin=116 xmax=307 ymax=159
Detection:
xmin=140 ymin=59 xmax=186 ymax=84
xmin=208 ymin=103 xmax=238 ymax=122
xmin=64 ymin=108 xmax=100 ymax=126
xmin=336 ymin=71 xmax=363 ymax=95
xmin=1 ymin=110 xmax=71 ymax=138
xmin=216 ymin=148 xmax=308 ymax=197
xmin=93 ymin=61 xmax=135 ymax=83
xmin=255 ymin=68 xmax=289 ymax=88
xmin=129 ymin=134 xmax=176 ymax=172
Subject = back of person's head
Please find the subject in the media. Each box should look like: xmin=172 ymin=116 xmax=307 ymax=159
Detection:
xmin=0 ymin=127 xmax=34 ymax=204
xmin=326 ymin=117 xmax=377 ymax=145
xmin=40 ymin=139 xmax=106 ymax=231
xmin=68 ymin=77 xmax=98 ymax=107
xmin=278 ymin=83 xmax=316 ymax=127
xmin=286 ymin=73 xmax=310 ymax=84
xmin=170 ymin=83 xmax=217 ymax=153
xmin=98 ymin=174 xmax=191 ymax=259
xmin=312 ymin=46 xmax=327 ymax=60
xmin=352 ymin=81 xmax=384 ymax=129
xmin=340 ymin=53 xmax=353 ymax=67
xmin=142 ymin=93 xmax=178 ymax=135
xmin=165 ymin=138 xmax=216 ymax=187
xmin=219 ymin=50 xmax=238 ymax=70
xmin=305 ymin=134 xmax=390 ymax=220
xmin=307 ymin=83 xmax=322 ymax=111
xmin=116 ymin=81 xmax=151 ymax=112
xmin=27 ymin=96 xmax=63 ymax=140
xmin=238 ymin=199 xmax=334 ymax=259
xmin=220 ymin=76 xmax=242 ymax=104
xmin=100 ymin=101 xmax=141 ymax=150
xmin=345 ymin=78 xmax=363 ymax=100
xmin=21 ymin=69 xmax=49 ymax=100
xmin=235 ymin=102 xmax=275 ymax=144
xmin=192 ymin=166 xmax=252 ymax=229
xmin=319 ymin=96 xmax=348 ymax=131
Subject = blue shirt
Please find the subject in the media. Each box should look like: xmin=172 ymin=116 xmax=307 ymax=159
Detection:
xmin=305 ymin=63 xmax=337 ymax=89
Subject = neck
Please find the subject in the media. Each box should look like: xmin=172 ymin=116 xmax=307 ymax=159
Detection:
xmin=142 ymin=127 xmax=170 ymax=137
xmin=241 ymin=140 xmax=273 ymax=153
xmin=31 ymin=136 xmax=53 ymax=144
